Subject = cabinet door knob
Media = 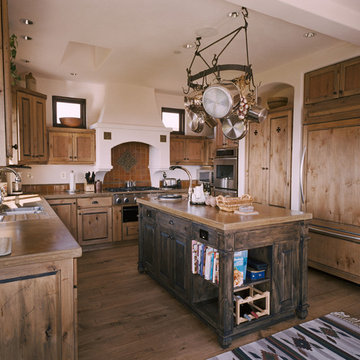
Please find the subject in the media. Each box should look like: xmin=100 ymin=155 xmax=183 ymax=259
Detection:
xmin=92 ymin=200 xmax=99 ymax=204
xmin=169 ymin=220 xmax=174 ymax=225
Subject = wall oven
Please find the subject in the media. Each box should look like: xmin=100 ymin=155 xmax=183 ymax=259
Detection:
xmin=213 ymin=147 xmax=238 ymax=195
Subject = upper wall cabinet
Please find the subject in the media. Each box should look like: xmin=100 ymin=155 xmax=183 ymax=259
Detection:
xmin=12 ymin=87 xmax=48 ymax=164
xmin=170 ymin=135 xmax=206 ymax=165
xmin=304 ymin=56 xmax=360 ymax=105
xmin=48 ymin=127 xmax=95 ymax=164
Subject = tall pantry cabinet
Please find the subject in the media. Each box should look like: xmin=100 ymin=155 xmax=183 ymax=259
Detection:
xmin=303 ymin=56 xmax=360 ymax=284
xmin=245 ymin=107 xmax=292 ymax=209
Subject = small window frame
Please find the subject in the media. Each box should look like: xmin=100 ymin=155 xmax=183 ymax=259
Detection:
xmin=161 ymin=107 xmax=185 ymax=135
xmin=52 ymin=95 xmax=86 ymax=128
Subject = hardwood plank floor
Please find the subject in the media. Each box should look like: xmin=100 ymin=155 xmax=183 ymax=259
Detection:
xmin=77 ymin=244 xmax=360 ymax=360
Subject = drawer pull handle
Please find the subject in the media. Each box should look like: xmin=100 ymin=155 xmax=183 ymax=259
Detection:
xmin=92 ymin=200 xmax=99 ymax=204
xmin=169 ymin=220 xmax=174 ymax=225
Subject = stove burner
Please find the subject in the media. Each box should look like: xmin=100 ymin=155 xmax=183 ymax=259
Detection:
xmin=107 ymin=186 xmax=160 ymax=192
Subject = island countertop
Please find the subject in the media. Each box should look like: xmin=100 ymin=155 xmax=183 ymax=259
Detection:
xmin=0 ymin=194 xmax=82 ymax=269
xmin=137 ymin=196 xmax=312 ymax=231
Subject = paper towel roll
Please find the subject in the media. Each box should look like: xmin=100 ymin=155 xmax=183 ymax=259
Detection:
xmin=69 ymin=170 xmax=75 ymax=192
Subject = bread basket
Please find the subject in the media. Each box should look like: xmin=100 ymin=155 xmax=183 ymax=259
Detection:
xmin=216 ymin=194 xmax=253 ymax=212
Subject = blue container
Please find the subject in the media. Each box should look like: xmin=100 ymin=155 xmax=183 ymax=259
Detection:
xmin=246 ymin=267 xmax=265 ymax=281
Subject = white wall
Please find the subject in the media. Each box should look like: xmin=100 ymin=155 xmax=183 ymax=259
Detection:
xmin=36 ymin=77 xmax=105 ymax=128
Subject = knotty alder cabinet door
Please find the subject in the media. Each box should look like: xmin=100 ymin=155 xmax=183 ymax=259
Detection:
xmin=48 ymin=198 xmax=77 ymax=239
xmin=302 ymin=118 xmax=360 ymax=283
xmin=0 ymin=259 xmax=77 ymax=360
xmin=13 ymin=87 xmax=47 ymax=163
xmin=246 ymin=108 xmax=292 ymax=208
xmin=304 ymin=56 xmax=360 ymax=105
xmin=48 ymin=127 xmax=95 ymax=164
xmin=170 ymin=135 xmax=205 ymax=165
xmin=77 ymin=197 xmax=113 ymax=246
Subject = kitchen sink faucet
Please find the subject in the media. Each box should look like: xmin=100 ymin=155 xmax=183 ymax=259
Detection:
xmin=169 ymin=165 xmax=192 ymax=203
xmin=0 ymin=167 xmax=21 ymax=206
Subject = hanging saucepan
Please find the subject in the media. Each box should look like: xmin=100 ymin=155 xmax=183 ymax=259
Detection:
xmin=246 ymin=104 xmax=268 ymax=123
xmin=187 ymin=104 xmax=205 ymax=133
xmin=185 ymin=90 xmax=217 ymax=129
xmin=220 ymin=113 xmax=248 ymax=140
xmin=203 ymin=112 xmax=217 ymax=128
xmin=202 ymin=81 xmax=240 ymax=119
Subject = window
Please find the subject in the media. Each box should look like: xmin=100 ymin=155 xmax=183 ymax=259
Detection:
xmin=52 ymin=95 xmax=86 ymax=128
xmin=161 ymin=107 xmax=185 ymax=135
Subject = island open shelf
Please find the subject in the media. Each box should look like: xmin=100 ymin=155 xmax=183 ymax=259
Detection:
xmin=137 ymin=197 xmax=312 ymax=347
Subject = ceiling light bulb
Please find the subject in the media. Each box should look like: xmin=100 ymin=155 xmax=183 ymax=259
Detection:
xmin=23 ymin=35 xmax=32 ymax=40
xmin=183 ymin=43 xmax=194 ymax=49
xmin=304 ymin=31 xmax=316 ymax=38
xmin=228 ymin=11 xmax=239 ymax=18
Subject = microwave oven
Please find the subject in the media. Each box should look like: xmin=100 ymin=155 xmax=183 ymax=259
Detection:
xmin=197 ymin=169 xmax=214 ymax=184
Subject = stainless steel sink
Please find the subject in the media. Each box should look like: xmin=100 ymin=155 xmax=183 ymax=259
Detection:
xmin=158 ymin=194 xmax=183 ymax=201
xmin=0 ymin=205 xmax=43 ymax=215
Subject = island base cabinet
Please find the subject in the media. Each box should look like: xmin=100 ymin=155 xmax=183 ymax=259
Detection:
xmin=138 ymin=203 xmax=310 ymax=348
xmin=0 ymin=259 xmax=77 ymax=360
xmin=157 ymin=217 xmax=190 ymax=301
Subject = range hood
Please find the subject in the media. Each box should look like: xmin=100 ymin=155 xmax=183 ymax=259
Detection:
xmin=90 ymin=83 xmax=171 ymax=184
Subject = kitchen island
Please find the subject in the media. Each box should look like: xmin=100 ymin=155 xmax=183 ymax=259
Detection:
xmin=0 ymin=194 xmax=82 ymax=359
xmin=137 ymin=196 xmax=312 ymax=347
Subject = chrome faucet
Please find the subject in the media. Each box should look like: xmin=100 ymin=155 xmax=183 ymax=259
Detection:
xmin=169 ymin=165 xmax=192 ymax=203
xmin=0 ymin=167 xmax=22 ymax=205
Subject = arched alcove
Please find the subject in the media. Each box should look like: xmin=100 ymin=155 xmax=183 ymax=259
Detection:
xmin=257 ymin=82 xmax=294 ymax=109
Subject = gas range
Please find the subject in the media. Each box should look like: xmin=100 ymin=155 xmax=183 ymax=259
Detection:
xmin=108 ymin=186 xmax=160 ymax=205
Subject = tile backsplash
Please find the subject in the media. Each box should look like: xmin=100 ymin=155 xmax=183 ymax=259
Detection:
xmin=103 ymin=142 xmax=151 ymax=188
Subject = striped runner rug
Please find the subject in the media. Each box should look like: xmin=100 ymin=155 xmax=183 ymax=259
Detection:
xmin=208 ymin=312 xmax=360 ymax=360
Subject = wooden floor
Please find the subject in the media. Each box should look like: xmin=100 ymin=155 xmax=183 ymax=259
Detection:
xmin=77 ymin=244 xmax=360 ymax=360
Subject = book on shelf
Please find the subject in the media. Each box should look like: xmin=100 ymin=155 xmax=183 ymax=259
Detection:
xmin=191 ymin=240 xmax=219 ymax=284
xmin=234 ymin=250 xmax=248 ymax=288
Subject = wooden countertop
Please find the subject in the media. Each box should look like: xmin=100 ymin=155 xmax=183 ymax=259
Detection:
xmin=137 ymin=196 xmax=312 ymax=231
xmin=0 ymin=194 xmax=82 ymax=269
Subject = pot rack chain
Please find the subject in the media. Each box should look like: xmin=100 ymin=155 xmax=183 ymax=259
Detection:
xmin=185 ymin=7 xmax=254 ymax=92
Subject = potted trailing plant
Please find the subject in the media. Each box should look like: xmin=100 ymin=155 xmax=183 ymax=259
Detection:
xmin=9 ymin=34 xmax=21 ymax=84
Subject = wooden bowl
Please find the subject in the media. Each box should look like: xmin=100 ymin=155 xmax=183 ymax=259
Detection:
xmin=60 ymin=117 xmax=82 ymax=127
xmin=267 ymin=97 xmax=288 ymax=109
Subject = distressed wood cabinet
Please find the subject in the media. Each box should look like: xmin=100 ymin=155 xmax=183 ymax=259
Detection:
xmin=48 ymin=197 xmax=77 ymax=239
xmin=246 ymin=108 xmax=292 ymax=208
xmin=12 ymin=87 xmax=48 ymax=163
xmin=0 ymin=259 xmax=78 ymax=360
xmin=304 ymin=56 xmax=360 ymax=105
xmin=138 ymin=199 xmax=310 ymax=347
xmin=77 ymin=196 xmax=112 ymax=246
xmin=48 ymin=127 xmax=95 ymax=164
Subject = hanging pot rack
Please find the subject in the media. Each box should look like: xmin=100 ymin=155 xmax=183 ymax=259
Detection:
xmin=185 ymin=7 xmax=255 ymax=92
xmin=183 ymin=7 xmax=267 ymax=139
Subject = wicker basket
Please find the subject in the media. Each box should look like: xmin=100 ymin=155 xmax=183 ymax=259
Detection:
xmin=216 ymin=194 xmax=253 ymax=212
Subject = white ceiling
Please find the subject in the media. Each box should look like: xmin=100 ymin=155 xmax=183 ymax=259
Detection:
xmin=8 ymin=0 xmax=360 ymax=94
